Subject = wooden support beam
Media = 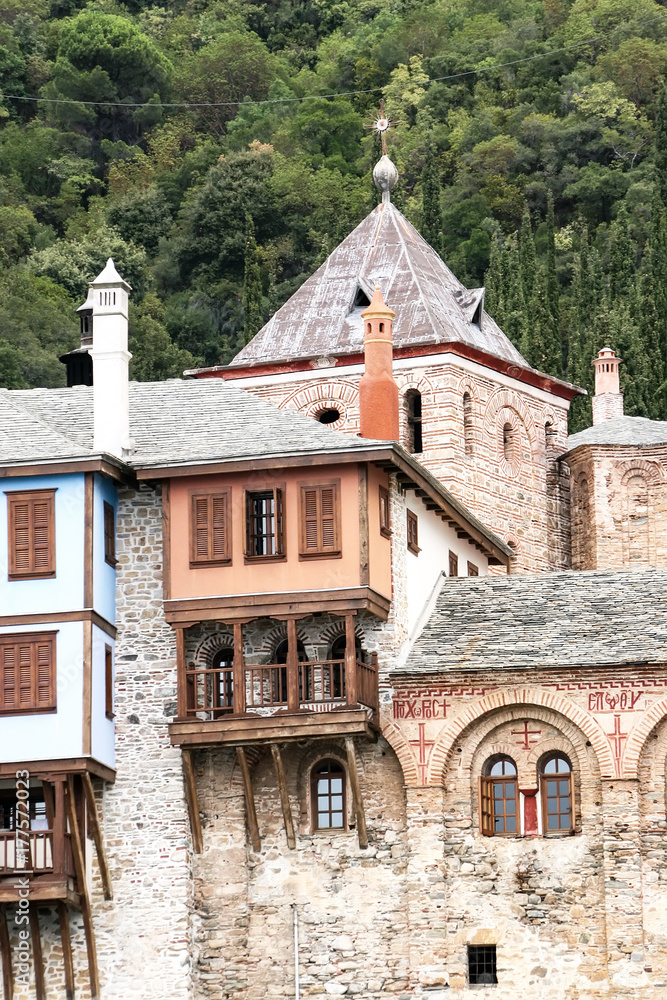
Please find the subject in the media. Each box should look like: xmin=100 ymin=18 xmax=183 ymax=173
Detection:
xmin=286 ymin=618 xmax=299 ymax=712
xmin=57 ymin=902 xmax=75 ymax=1000
xmin=29 ymin=906 xmax=46 ymax=1000
xmin=0 ymin=905 xmax=13 ymax=1000
xmin=233 ymin=622 xmax=246 ymax=715
xmin=175 ymin=626 xmax=187 ymax=719
xmin=344 ymin=613 xmax=357 ymax=707
xmin=182 ymin=749 xmax=203 ymax=854
xmin=236 ymin=748 xmax=261 ymax=852
xmin=66 ymin=777 xmax=100 ymax=1000
xmin=270 ymin=745 xmax=295 ymax=850
xmin=52 ymin=779 xmax=66 ymax=876
xmin=345 ymin=737 xmax=368 ymax=849
xmin=82 ymin=774 xmax=113 ymax=901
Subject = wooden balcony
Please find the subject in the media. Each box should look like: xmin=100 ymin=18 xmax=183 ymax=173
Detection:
xmin=0 ymin=828 xmax=77 ymax=903
xmin=169 ymin=614 xmax=379 ymax=748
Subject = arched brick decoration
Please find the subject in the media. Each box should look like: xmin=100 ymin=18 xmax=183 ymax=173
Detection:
xmin=483 ymin=387 xmax=538 ymax=450
xmin=279 ymin=380 xmax=360 ymax=432
xmin=427 ymin=688 xmax=614 ymax=784
xmin=618 ymin=459 xmax=663 ymax=487
xmin=623 ymin=697 xmax=667 ymax=777
xmin=379 ymin=710 xmax=420 ymax=786
xmin=192 ymin=629 xmax=234 ymax=666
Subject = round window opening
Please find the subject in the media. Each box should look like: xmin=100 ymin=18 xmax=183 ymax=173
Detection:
xmin=318 ymin=408 xmax=341 ymax=425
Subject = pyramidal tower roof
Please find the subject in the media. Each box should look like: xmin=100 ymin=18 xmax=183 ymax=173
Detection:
xmin=229 ymin=198 xmax=528 ymax=371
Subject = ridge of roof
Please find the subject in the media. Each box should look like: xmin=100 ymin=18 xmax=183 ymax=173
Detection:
xmin=566 ymin=415 xmax=667 ymax=451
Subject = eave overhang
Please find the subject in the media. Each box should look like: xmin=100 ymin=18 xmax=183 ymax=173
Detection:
xmin=0 ymin=454 xmax=133 ymax=483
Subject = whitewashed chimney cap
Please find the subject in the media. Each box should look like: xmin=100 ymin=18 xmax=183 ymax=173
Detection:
xmin=91 ymin=257 xmax=132 ymax=291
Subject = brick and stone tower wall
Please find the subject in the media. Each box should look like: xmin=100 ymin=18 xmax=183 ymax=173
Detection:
xmin=229 ymin=360 xmax=571 ymax=573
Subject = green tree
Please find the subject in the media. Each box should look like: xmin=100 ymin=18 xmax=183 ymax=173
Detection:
xmin=656 ymin=81 xmax=667 ymax=210
xmin=242 ymin=213 xmax=263 ymax=344
xmin=129 ymin=294 xmax=198 ymax=381
xmin=545 ymin=193 xmax=562 ymax=375
xmin=421 ymin=140 xmax=442 ymax=254
xmin=28 ymin=227 xmax=147 ymax=300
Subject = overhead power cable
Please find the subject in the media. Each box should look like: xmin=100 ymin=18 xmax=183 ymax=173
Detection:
xmin=1 ymin=9 xmax=667 ymax=110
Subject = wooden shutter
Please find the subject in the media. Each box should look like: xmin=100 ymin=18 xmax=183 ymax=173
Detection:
xmin=0 ymin=634 xmax=56 ymax=714
xmin=379 ymin=486 xmax=391 ymax=538
xmin=299 ymin=480 xmax=341 ymax=557
xmin=479 ymin=776 xmax=494 ymax=836
xmin=7 ymin=490 xmax=56 ymax=579
xmin=407 ymin=511 xmax=419 ymax=554
xmin=105 ymin=645 xmax=114 ymax=719
xmin=190 ymin=491 xmax=231 ymax=565
xmin=104 ymin=502 xmax=117 ymax=566
xmin=449 ymin=551 xmax=458 ymax=577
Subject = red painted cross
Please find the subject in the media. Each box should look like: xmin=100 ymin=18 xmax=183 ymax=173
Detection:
xmin=511 ymin=721 xmax=541 ymax=750
xmin=608 ymin=714 xmax=627 ymax=762
xmin=409 ymin=722 xmax=435 ymax=783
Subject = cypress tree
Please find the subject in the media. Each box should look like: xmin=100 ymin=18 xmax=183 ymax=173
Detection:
xmin=242 ymin=213 xmax=263 ymax=345
xmin=636 ymin=243 xmax=664 ymax=419
xmin=656 ymin=81 xmax=667 ymax=209
xmin=609 ymin=203 xmax=635 ymax=305
xmin=503 ymin=235 xmax=526 ymax=351
xmin=519 ymin=205 xmax=536 ymax=309
xmin=650 ymin=195 xmax=667 ymax=380
xmin=421 ymin=140 xmax=443 ymax=254
xmin=484 ymin=232 xmax=505 ymax=323
xmin=567 ymin=227 xmax=594 ymax=431
xmin=545 ymin=192 xmax=562 ymax=376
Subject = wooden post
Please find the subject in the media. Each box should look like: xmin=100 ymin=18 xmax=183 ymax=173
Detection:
xmin=42 ymin=782 xmax=54 ymax=828
xmin=345 ymin=737 xmax=368 ymax=849
xmin=233 ymin=623 xmax=246 ymax=715
xmin=286 ymin=618 xmax=299 ymax=712
xmin=57 ymin=902 xmax=75 ymax=1000
xmin=182 ymin=750 xmax=203 ymax=854
xmin=0 ymin=904 xmax=13 ymax=1000
xmin=345 ymin=614 xmax=358 ymax=706
xmin=65 ymin=777 xmax=100 ymax=1000
xmin=175 ymin=627 xmax=187 ymax=719
xmin=236 ymin=748 xmax=261 ymax=852
xmin=82 ymin=773 xmax=113 ymax=901
xmin=29 ymin=906 xmax=46 ymax=1000
xmin=52 ymin=779 xmax=66 ymax=875
xmin=270 ymin=745 xmax=295 ymax=850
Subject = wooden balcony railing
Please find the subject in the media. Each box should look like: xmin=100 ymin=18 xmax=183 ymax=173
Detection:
xmin=0 ymin=829 xmax=74 ymax=878
xmin=179 ymin=656 xmax=378 ymax=722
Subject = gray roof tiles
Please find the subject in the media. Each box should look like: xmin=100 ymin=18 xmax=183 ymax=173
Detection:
xmin=566 ymin=415 xmax=667 ymax=451
xmin=229 ymin=201 xmax=530 ymax=370
xmin=404 ymin=568 xmax=667 ymax=673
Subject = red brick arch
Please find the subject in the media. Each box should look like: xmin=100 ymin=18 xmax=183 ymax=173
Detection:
xmin=427 ymin=687 xmax=614 ymax=784
xmin=623 ymin=696 xmax=667 ymax=777
xmin=379 ymin=710 xmax=420 ymax=785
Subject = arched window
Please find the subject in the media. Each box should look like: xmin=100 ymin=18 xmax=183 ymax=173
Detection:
xmin=330 ymin=633 xmax=368 ymax=664
xmin=502 ymin=422 xmax=515 ymax=463
xmin=463 ymin=393 xmax=473 ymax=456
xmin=312 ymin=759 xmax=346 ymax=831
xmin=405 ymin=390 xmax=423 ymax=453
xmin=540 ymin=754 xmax=573 ymax=833
xmin=211 ymin=647 xmax=234 ymax=716
xmin=480 ymin=757 xmax=519 ymax=836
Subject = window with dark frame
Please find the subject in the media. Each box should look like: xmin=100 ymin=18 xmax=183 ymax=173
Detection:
xmin=245 ymin=486 xmax=284 ymax=558
xmin=312 ymin=759 xmax=346 ymax=831
xmin=105 ymin=644 xmax=114 ymax=720
xmin=379 ymin=486 xmax=391 ymax=538
xmin=6 ymin=489 xmax=56 ymax=580
xmin=479 ymin=757 xmax=519 ymax=836
xmin=407 ymin=510 xmax=419 ymax=554
xmin=190 ymin=490 xmax=231 ymax=565
xmin=104 ymin=501 xmax=117 ymax=567
xmin=540 ymin=754 xmax=573 ymax=833
xmin=212 ymin=647 xmax=234 ymax=715
xmin=449 ymin=551 xmax=458 ymax=577
xmin=468 ymin=945 xmax=497 ymax=985
xmin=406 ymin=391 xmax=423 ymax=453
xmin=0 ymin=788 xmax=47 ymax=831
xmin=0 ymin=633 xmax=56 ymax=714
xmin=299 ymin=480 xmax=341 ymax=558
xmin=467 ymin=561 xmax=479 ymax=577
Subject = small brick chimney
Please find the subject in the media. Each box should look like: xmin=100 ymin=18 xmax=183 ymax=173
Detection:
xmin=592 ymin=347 xmax=623 ymax=425
xmin=358 ymin=285 xmax=399 ymax=441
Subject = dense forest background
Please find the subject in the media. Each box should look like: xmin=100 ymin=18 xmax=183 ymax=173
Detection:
xmin=0 ymin=0 xmax=667 ymax=429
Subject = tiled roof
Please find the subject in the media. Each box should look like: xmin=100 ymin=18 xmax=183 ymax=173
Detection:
xmin=566 ymin=415 xmax=667 ymax=451
xmin=404 ymin=568 xmax=667 ymax=673
xmin=228 ymin=201 xmax=530 ymax=370
xmin=0 ymin=389 xmax=92 ymax=463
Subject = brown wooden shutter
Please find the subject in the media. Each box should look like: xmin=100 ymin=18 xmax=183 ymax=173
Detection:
xmin=449 ymin=551 xmax=458 ymax=577
xmin=7 ymin=490 xmax=55 ymax=579
xmin=190 ymin=491 xmax=231 ymax=565
xmin=274 ymin=488 xmax=285 ymax=555
xmin=104 ymin=502 xmax=117 ymax=566
xmin=0 ymin=634 xmax=55 ymax=714
xmin=479 ymin=776 xmax=494 ymax=836
xmin=379 ymin=486 xmax=391 ymax=538
xmin=105 ymin=645 xmax=114 ymax=719
xmin=299 ymin=481 xmax=340 ymax=557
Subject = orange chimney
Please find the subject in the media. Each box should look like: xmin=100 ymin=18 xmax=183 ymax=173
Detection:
xmin=359 ymin=285 xmax=399 ymax=440
xmin=592 ymin=347 xmax=623 ymax=425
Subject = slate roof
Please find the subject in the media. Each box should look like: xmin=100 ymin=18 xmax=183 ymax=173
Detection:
xmin=403 ymin=568 xmax=667 ymax=673
xmin=0 ymin=389 xmax=93 ymax=464
xmin=566 ymin=415 xmax=667 ymax=451
xmin=227 ymin=201 xmax=529 ymax=370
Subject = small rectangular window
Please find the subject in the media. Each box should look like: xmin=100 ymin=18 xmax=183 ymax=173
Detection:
xmin=467 ymin=561 xmax=479 ymax=577
xmin=407 ymin=510 xmax=419 ymax=555
xmin=449 ymin=551 xmax=458 ymax=577
xmin=105 ymin=644 xmax=114 ymax=720
xmin=379 ymin=486 xmax=391 ymax=538
xmin=0 ymin=633 xmax=56 ymax=714
xmin=245 ymin=486 xmax=285 ymax=559
xmin=6 ymin=489 xmax=56 ymax=580
xmin=104 ymin=501 xmax=117 ymax=567
xmin=190 ymin=490 xmax=231 ymax=566
xmin=468 ymin=945 xmax=497 ymax=985
xmin=299 ymin=480 xmax=341 ymax=559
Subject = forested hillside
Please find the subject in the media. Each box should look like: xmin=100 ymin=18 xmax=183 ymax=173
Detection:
xmin=0 ymin=0 xmax=667 ymax=430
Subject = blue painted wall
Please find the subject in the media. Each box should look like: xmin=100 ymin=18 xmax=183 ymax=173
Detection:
xmin=93 ymin=473 xmax=117 ymax=624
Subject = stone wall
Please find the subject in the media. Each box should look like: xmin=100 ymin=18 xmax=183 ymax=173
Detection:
xmin=225 ymin=358 xmax=571 ymax=572
xmin=567 ymin=445 xmax=667 ymax=570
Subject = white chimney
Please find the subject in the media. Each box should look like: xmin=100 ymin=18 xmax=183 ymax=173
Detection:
xmin=90 ymin=258 xmax=132 ymax=458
